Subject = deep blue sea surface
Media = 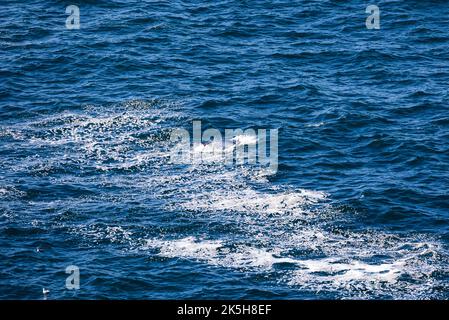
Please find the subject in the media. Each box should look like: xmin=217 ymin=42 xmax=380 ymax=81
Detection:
xmin=1 ymin=1 xmax=449 ymax=299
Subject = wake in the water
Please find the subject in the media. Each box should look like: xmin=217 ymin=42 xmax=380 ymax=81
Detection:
xmin=2 ymin=101 xmax=447 ymax=299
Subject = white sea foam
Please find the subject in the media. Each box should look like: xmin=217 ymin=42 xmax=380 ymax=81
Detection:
xmin=0 ymin=186 xmax=26 ymax=199
xmin=233 ymin=134 xmax=258 ymax=146
xmin=182 ymin=187 xmax=326 ymax=215
xmin=145 ymin=237 xmax=296 ymax=269
xmin=3 ymin=100 xmax=448 ymax=299
xmin=0 ymin=128 xmax=24 ymax=140
xmin=71 ymin=224 xmax=133 ymax=245
xmin=291 ymin=257 xmax=405 ymax=285
xmin=4 ymin=101 xmax=180 ymax=175
xmin=146 ymin=237 xmax=222 ymax=262
xmin=306 ymin=122 xmax=325 ymax=128
xmin=144 ymin=232 xmax=446 ymax=298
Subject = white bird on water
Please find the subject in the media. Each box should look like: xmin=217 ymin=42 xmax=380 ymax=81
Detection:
xmin=42 ymin=288 xmax=50 ymax=295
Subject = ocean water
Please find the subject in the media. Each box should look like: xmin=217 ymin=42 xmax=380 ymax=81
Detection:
xmin=1 ymin=0 xmax=449 ymax=300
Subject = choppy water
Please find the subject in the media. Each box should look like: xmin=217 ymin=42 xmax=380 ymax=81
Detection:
xmin=1 ymin=1 xmax=449 ymax=299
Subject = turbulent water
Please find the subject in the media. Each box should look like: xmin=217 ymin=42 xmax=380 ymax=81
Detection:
xmin=1 ymin=1 xmax=449 ymax=299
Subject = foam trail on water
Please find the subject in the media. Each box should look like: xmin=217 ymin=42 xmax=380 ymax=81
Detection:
xmin=2 ymin=100 xmax=448 ymax=299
